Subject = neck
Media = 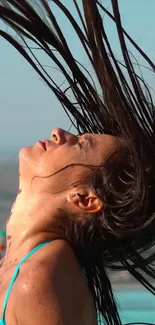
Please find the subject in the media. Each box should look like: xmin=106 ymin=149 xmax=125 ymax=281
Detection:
xmin=5 ymin=187 xmax=60 ymax=264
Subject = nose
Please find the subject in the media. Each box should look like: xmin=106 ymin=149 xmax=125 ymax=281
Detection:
xmin=51 ymin=128 xmax=78 ymax=145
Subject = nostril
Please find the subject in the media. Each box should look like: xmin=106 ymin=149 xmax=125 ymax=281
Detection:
xmin=52 ymin=133 xmax=58 ymax=141
xmin=51 ymin=128 xmax=78 ymax=145
xmin=51 ymin=128 xmax=66 ymax=145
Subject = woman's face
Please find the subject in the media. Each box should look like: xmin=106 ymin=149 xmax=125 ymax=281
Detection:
xmin=19 ymin=128 xmax=122 ymax=192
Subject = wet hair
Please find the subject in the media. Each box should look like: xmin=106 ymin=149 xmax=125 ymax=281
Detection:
xmin=1 ymin=1 xmax=155 ymax=324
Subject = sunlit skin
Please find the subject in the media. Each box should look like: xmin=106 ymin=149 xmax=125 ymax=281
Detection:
xmin=5 ymin=128 xmax=123 ymax=258
xmin=0 ymin=128 xmax=123 ymax=325
xmin=19 ymin=128 xmax=123 ymax=191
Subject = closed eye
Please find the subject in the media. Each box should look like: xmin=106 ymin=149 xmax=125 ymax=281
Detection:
xmin=78 ymin=141 xmax=85 ymax=149
xmin=78 ymin=135 xmax=93 ymax=151
xmin=78 ymin=140 xmax=90 ymax=152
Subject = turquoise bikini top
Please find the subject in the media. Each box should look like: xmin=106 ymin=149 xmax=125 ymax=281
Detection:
xmin=0 ymin=241 xmax=51 ymax=325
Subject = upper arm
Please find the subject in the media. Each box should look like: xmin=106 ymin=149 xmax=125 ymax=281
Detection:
xmin=18 ymin=275 xmax=83 ymax=325
xmin=16 ymin=241 xmax=97 ymax=325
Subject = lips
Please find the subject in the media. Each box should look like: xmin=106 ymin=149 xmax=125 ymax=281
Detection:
xmin=43 ymin=139 xmax=49 ymax=150
xmin=37 ymin=139 xmax=50 ymax=151
xmin=42 ymin=141 xmax=46 ymax=150
xmin=37 ymin=141 xmax=47 ymax=151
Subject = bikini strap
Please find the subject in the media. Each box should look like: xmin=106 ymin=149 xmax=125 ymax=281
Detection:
xmin=2 ymin=240 xmax=52 ymax=322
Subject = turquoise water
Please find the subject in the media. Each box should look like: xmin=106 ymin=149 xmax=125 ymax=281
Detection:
xmin=99 ymin=290 xmax=155 ymax=324
xmin=118 ymin=290 xmax=155 ymax=324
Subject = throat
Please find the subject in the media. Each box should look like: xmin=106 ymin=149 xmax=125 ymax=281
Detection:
xmin=5 ymin=191 xmax=59 ymax=263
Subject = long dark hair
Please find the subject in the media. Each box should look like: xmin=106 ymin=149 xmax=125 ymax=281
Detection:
xmin=1 ymin=1 xmax=155 ymax=324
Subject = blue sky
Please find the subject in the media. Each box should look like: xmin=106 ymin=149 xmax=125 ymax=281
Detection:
xmin=0 ymin=0 xmax=155 ymax=153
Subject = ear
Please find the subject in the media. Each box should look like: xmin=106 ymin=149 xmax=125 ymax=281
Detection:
xmin=67 ymin=188 xmax=104 ymax=214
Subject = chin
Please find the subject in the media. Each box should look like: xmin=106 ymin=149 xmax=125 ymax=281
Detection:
xmin=19 ymin=146 xmax=30 ymax=160
xmin=18 ymin=147 xmax=35 ymax=185
xmin=18 ymin=148 xmax=32 ymax=178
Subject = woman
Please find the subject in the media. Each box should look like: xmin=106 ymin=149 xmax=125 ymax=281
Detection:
xmin=0 ymin=1 xmax=155 ymax=325
xmin=0 ymin=129 xmax=125 ymax=325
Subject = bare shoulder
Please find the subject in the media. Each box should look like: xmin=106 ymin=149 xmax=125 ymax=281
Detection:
xmin=17 ymin=240 xmax=97 ymax=325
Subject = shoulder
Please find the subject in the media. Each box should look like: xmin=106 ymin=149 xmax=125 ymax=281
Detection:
xmin=31 ymin=239 xmax=85 ymax=289
xmin=20 ymin=240 xmax=85 ymax=298
xmin=16 ymin=240 xmax=97 ymax=325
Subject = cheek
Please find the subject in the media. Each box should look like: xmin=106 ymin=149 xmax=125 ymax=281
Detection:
xmin=32 ymin=172 xmax=69 ymax=193
xmin=34 ymin=147 xmax=84 ymax=179
xmin=37 ymin=150 xmax=67 ymax=176
xmin=36 ymin=156 xmax=55 ymax=176
xmin=32 ymin=167 xmax=84 ymax=194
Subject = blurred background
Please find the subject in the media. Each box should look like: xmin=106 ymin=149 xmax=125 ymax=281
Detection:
xmin=0 ymin=0 xmax=155 ymax=323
